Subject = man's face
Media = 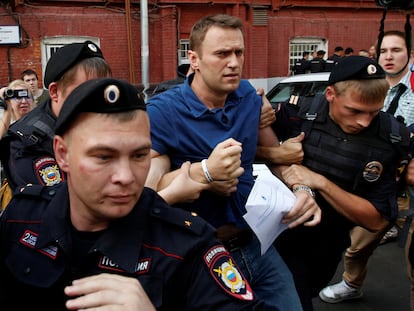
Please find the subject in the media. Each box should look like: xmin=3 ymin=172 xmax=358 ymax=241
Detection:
xmin=54 ymin=111 xmax=152 ymax=230
xmin=22 ymin=74 xmax=38 ymax=92
xmin=326 ymin=86 xmax=383 ymax=134
xmin=190 ymin=26 xmax=244 ymax=97
xmin=378 ymin=35 xmax=409 ymax=76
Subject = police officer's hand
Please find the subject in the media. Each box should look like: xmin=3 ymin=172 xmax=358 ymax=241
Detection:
xmin=65 ymin=273 xmax=156 ymax=311
xmin=209 ymin=178 xmax=240 ymax=196
xmin=274 ymin=132 xmax=305 ymax=165
xmin=279 ymin=164 xmax=321 ymax=227
xmin=282 ymin=164 xmax=318 ymax=189
xmin=159 ymin=161 xmax=209 ymax=204
xmin=282 ymin=190 xmax=321 ymax=228
xmin=257 ymin=87 xmax=276 ymax=129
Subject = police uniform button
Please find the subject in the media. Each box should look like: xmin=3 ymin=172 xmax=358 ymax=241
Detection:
xmin=48 ymin=189 xmax=56 ymax=196
xmin=152 ymin=207 xmax=161 ymax=214
xmin=24 ymin=267 xmax=31 ymax=275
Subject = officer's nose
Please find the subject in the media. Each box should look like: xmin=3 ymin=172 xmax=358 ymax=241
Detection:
xmin=112 ymin=160 xmax=135 ymax=184
xmin=356 ymin=114 xmax=372 ymax=128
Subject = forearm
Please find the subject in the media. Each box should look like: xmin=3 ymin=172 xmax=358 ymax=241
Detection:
xmin=145 ymin=155 xmax=171 ymax=190
xmin=257 ymin=145 xmax=297 ymax=165
xmin=314 ymin=175 xmax=386 ymax=231
xmin=257 ymin=126 xmax=279 ymax=147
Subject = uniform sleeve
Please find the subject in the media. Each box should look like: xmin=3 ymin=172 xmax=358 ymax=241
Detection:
xmin=180 ymin=243 xmax=264 ymax=310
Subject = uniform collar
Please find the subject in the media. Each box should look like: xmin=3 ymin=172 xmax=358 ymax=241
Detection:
xmin=37 ymin=183 xmax=151 ymax=273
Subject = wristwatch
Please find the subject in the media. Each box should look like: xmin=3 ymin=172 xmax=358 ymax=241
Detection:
xmin=292 ymin=185 xmax=315 ymax=197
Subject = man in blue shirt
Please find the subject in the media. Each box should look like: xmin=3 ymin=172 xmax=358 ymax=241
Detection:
xmin=146 ymin=13 xmax=321 ymax=311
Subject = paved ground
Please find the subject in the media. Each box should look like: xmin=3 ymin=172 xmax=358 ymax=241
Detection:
xmin=312 ymin=239 xmax=410 ymax=310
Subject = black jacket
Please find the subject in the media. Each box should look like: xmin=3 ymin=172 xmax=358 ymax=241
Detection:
xmin=0 ymin=184 xmax=262 ymax=310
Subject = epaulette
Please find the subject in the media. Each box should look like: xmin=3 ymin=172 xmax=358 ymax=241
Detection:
xmin=150 ymin=204 xmax=210 ymax=236
xmin=288 ymin=94 xmax=300 ymax=106
xmin=12 ymin=183 xmax=59 ymax=201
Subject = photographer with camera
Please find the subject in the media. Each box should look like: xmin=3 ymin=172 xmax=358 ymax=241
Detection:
xmin=0 ymin=80 xmax=34 ymax=139
xmin=0 ymin=79 xmax=34 ymax=210
xmin=0 ymin=87 xmax=12 ymax=139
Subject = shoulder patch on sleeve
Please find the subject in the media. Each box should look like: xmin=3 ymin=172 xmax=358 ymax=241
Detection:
xmin=34 ymin=156 xmax=65 ymax=186
xmin=204 ymin=245 xmax=254 ymax=301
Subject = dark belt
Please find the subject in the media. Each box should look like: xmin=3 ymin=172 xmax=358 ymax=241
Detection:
xmin=216 ymin=224 xmax=254 ymax=251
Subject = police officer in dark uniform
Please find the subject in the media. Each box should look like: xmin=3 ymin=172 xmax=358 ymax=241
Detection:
xmin=0 ymin=40 xmax=111 ymax=191
xmin=0 ymin=78 xmax=262 ymax=310
xmin=152 ymin=63 xmax=191 ymax=95
xmin=268 ymin=56 xmax=413 ymax=311
xmin=293 ymin=51 xmax=311 ymax=75
xmin=310 ymin=50 xmax=327 ymax=73
xmin=325 ymin=46 xmax=344 ymax=72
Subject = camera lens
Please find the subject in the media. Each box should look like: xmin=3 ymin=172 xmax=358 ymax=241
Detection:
xmin=4 ymin=89 xmax=14 ymax=98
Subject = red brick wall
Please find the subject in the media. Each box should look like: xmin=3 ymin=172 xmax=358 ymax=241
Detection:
xmin=267 ymin=8 xmax=408 ymax=77
xmin=0 ymin=1 xmax=410 ymax=87
xmin=0 ymin=5 xmax=138 ymax=86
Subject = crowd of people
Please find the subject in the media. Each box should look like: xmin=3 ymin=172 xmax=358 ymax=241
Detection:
xmin=0 ymin=12 xmax=414 ymax=311
xmin=292 ymin=44 xmax=377 ymax=75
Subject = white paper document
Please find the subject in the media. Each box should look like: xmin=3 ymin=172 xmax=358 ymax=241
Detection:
xmin=244 ymin=166 xmax=295 ymax=255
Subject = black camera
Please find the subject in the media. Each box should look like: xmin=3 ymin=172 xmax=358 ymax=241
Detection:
xmin=376 ymin=0 xmax=414 ymax=10
xmin=3 ymin=88 xmax=14 ymax=99
xmin=3 ymin=88 xmax=30 ymax=100
xmin=0 ymin=89 xmax=13 ymax=110
xmin=0 ymin=89 xmax=31 ymax=110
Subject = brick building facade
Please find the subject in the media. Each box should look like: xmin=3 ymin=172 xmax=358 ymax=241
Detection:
xmin=0 ymin=0 xmax=410 ymax=88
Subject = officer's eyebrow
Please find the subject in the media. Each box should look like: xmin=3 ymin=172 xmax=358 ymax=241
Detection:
xmin=86 ymin=143 xmax=151 ymax=155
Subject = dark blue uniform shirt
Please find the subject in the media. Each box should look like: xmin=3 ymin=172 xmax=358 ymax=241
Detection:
xmin=0 ymin=183 xmax=261 ymax=310
xmin=273 ymin=95 xmax=412 ymax=304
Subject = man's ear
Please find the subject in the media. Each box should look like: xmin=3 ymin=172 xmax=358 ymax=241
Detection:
xmin=325 ymin=86 xmax=335 ymax=102
xmin=48 ymin=82 xmax=58 ymax=102
xmin=188 ymin=50 xmax=199 ymax=70
xmin=53 ymin=135 xmax=69 ymax=173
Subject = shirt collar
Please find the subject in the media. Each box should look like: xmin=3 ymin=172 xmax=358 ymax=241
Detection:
xmin=37 ymin=183 xmax=151 ymax=273
xmin=181 ymin=73 xmax=245 ymax=117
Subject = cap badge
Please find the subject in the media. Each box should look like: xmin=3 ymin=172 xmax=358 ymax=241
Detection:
xmin=367 ymin=64 xmax=377 ymax=75
xmin=87 ymin=43 xmax=98 ymax=53
xmin=104 ymin=85 xmax=120 ymax=105
xmin=363 ymin=161 xmax=383 ymax=182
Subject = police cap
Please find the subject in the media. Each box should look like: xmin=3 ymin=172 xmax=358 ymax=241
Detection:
xmin=317 ymin=50 xmax=326 ymax=56
xmin=328 ymin=55 xmax=385 ymax=85
xmin=44 ymin=41 xmax=104 ymax=88
xmin=55 ymin=78 xmax=146 ymax=135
